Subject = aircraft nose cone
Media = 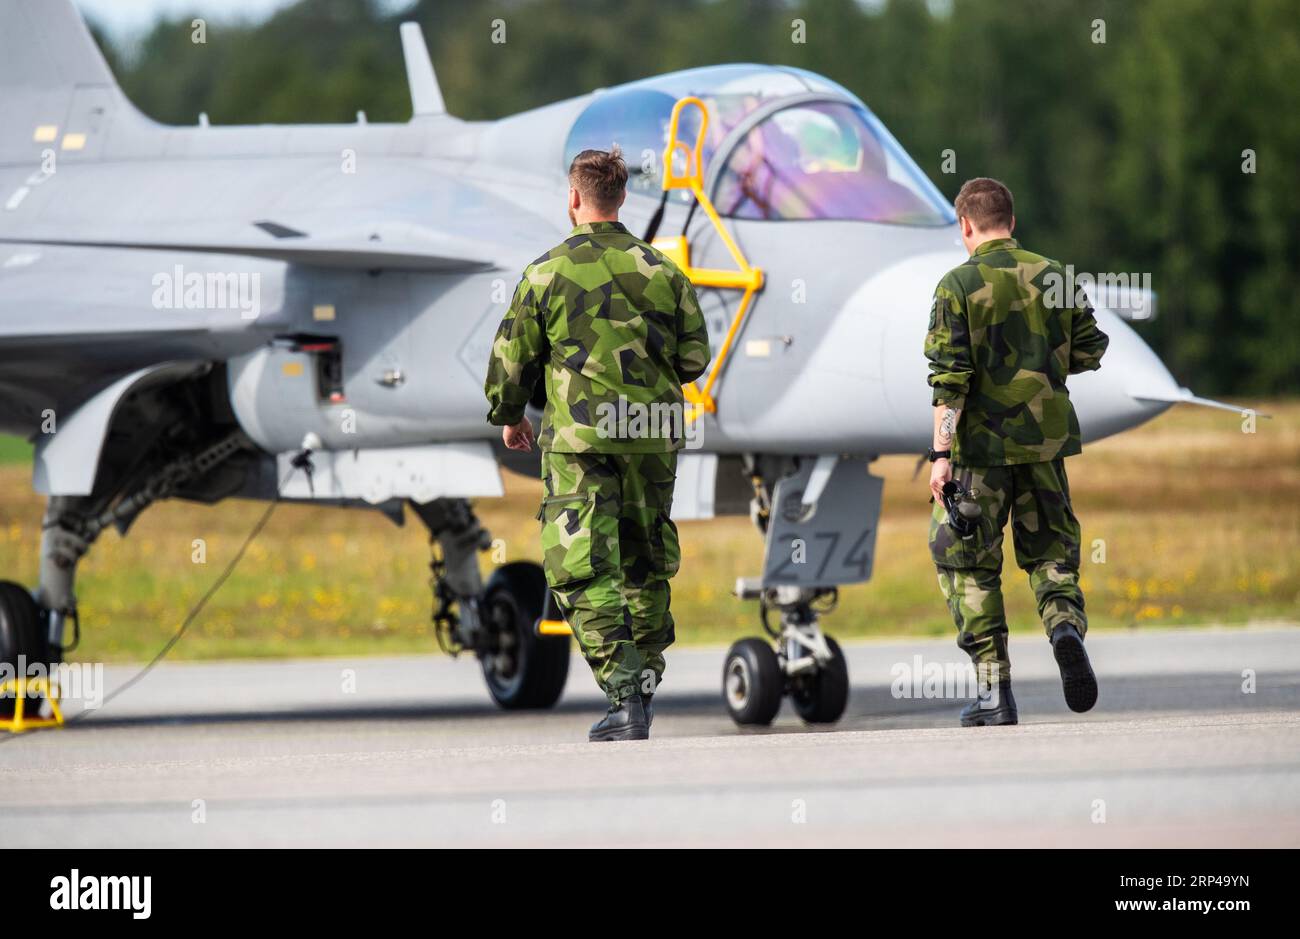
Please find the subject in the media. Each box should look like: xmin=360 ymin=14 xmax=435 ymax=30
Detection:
xmin=1068 ymin=310 xmax=1182 ymax=436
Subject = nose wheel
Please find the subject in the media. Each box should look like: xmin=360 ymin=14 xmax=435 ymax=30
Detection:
xmin=722 ymin=638 xmax=783 ymax=725
xmin=722 ymin=584 xmax=849 ymax=727
xmin=789 ymin=634 xmax=849 ymax=724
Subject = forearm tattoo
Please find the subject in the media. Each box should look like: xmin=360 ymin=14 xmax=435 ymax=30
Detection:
xmin=938 ymin=407 xmax=959 ymax=445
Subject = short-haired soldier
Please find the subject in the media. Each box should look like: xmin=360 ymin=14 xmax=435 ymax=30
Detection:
xmin=924 ymin=177 xmax=1110 ymax=726
xmin=484 ymin=147 xmax=711 ymax=741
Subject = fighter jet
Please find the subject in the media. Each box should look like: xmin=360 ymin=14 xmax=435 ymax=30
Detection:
xmin=0 ymin=0 xmax=1234 ymax=726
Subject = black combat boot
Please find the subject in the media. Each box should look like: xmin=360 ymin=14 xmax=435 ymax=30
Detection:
xmin=1050 ymin=622 xmax=1098 ymax=713
xmin=641 ymin=694 xmax=654 ymax=727
xmin=960 ymin=680 xmax=1018 ymax=727
xmin=589 ymin=694 xmax=649 ymax=742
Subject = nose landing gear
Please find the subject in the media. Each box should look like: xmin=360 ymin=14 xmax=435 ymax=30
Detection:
xmin=723 ymin=583 xmax=849 ymax=726
xmin=720 ymin=454 xmax=881 ymax=728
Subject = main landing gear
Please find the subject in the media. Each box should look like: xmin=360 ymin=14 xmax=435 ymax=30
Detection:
xmin=413 ymin=498 xmax=570 ymax=709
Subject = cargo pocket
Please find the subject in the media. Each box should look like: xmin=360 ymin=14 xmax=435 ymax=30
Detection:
xmin=654 ymin=511 xmax=681 ymax=579
xmin=540 ymin=492 xmax=597 ymax=587
xmin=929 ymin=499 xmax=985 ymax=570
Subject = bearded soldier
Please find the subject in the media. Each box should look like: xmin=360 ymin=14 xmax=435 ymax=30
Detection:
xmin=924 ymin=177 xmax=1109 ymax=726
xmin=484 ymin=147 xmax=710 ymax=741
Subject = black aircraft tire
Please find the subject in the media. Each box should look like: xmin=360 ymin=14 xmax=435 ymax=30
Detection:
xmin=480 ymin=562 xmax=570 ymax=710
xmin=791 ymin=635 xmax=850 ymax=724
xmin=0 ymin=582 xmax=44 ymax=719
xmin=722 ymin=638 xmax=784 ymax=726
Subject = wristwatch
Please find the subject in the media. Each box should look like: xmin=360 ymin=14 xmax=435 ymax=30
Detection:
xmin=926 ymin=448 xmax=951 ymax=462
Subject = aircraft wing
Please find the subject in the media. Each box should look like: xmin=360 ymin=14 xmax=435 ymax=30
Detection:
xmin=0 ymin=223 xmax=499 ymax=274
xmin=0 ymin=242 xmax=288 ymax=340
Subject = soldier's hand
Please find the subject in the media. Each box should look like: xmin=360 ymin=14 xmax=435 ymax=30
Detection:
xmin=503 ymin=418 xmax=535 ymax=452
xmin=929 ymin=458 xmax=952 ymax=503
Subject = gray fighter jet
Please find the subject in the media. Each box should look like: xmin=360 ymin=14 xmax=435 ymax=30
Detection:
xmin=0 ymin=1 xmax=1234 ymax=725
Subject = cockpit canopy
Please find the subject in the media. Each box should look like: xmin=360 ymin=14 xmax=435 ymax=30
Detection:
xmin=563 ymin=65 xmax=955 ymax=227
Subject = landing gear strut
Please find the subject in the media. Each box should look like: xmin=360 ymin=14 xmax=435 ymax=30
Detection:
xmin=29 ymin=432 xmax=252 ymax=663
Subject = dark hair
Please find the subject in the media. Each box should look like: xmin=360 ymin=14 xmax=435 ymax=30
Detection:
xmin=954 ymin=177 xmax=1014 ymax=231
xmin=568 ymin=146 xmax=628 ymax=211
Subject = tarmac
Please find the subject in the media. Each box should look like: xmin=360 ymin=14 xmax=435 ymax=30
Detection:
xmin=0 ymin=625 xmax=1296 ymax=847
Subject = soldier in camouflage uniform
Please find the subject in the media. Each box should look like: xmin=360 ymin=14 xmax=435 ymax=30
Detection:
xmin=484 ymin=147 xmax=711 ymax=741
xmin=924 ymin=177 xmax=1109 ymax=726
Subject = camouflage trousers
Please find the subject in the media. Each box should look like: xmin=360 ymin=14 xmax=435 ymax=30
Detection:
xmin=929 ymin=459 xmax=1087 ymax=679
xmin=539 ymin=450 xmax=680 ymax=705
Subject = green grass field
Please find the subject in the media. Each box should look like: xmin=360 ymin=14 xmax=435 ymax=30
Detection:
xmin=1 ymin=400 xmax=1296 ymax=662
xmin=0 ymin=435 xmax=32 ymax=464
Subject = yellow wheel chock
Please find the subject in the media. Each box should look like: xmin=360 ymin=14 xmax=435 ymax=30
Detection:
xmin=0 ymin=677 xmax=64 ymax=733
xmin=655 ymin=96 xmax=765 ymax=423
xmin=536 ymin=618 xmax=572 ymax=637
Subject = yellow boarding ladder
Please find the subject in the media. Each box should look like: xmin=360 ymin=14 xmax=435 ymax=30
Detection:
xmin=652 ymin=96 xmax=765 ymax=422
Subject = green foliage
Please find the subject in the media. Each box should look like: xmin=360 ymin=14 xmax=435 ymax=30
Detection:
xmin=94 ymin=0 xmax=1299 ymax=395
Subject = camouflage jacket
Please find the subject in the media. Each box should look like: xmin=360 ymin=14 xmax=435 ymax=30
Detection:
xmin=925 ymin=237 xmax=1109 ymax=466
xmin=485 ymin=221 xmax=711 ymax=453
